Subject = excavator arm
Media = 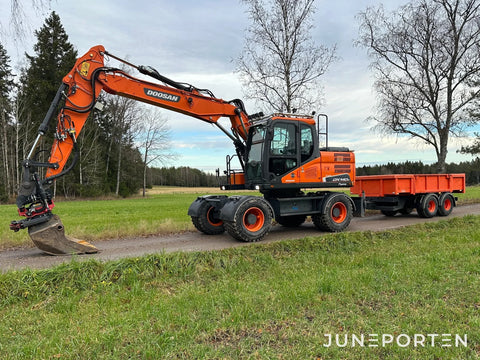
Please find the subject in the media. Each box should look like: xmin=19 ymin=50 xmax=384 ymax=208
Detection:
xmin=48 ymin=45 xmax=250 ymax=178
xmin=10 ymin=45 xmax=252 ymax=254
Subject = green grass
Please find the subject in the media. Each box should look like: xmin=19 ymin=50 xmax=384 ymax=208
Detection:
xmin=457 ymin=184 xmax=480 ymax=204
xmin=0 ymin=216 xmax=479 ymax=359
xmin=0 ymin=189 xmax=254 ymax=249
xmin=0 ymin=185 xmax=479 ymax=250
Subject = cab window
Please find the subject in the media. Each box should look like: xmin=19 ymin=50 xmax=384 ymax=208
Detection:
xmin=300 ymin=124 xmax=314 ymax=162
xmin=269 ymin=122 xmax=297 ymax=175
xmin=270 ymin=123 xmax=296 ymax=156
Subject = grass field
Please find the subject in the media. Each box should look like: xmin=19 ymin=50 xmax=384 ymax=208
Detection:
xmin=456 ymin=185 xmax=480 ymax=204
xmin=1 ymin=185 xmax=479 ymax=250
xmin=0 ymin=188 xmax=248 ymax=249
xmin=0 ymin=216 xmax=479 ymax=359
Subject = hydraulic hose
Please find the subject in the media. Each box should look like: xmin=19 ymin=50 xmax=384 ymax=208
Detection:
xmin=42 ymin=140 xmax=80 ymax=185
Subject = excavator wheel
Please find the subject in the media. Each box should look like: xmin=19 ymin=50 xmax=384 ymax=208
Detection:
xmin=190 ymin=199 xmax=225 ymax=235
xmin=312 ymin=193 xmax=353 ymax=232
xmin=224 ymin=197 xmax=273 ymax=242
xmin=28 ymin=214 xmax=98 ymax=255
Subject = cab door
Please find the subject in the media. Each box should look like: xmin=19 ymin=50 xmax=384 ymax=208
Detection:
xmin=267 ymin=121 xmax=300 ymax=183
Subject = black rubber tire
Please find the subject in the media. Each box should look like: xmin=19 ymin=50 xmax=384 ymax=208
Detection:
xmin=191 ymin=200 xmax=225 ymax=235
xmin=416 ymin=193 xmax=439 ymax=218
xmin=399 ymin=207 xmax=414 ymax=215
xmin=381 ymin=210 xmax=398 ymax=217
xmin=276 ymin=215 xmax=307 ymax=227
xmin=312 ymin=193 xmax=353 ymax=232
xmin=438 ymin=193 xmax=454 ymax=217
xmin=224 ymin=197 xmax=273 ymax=242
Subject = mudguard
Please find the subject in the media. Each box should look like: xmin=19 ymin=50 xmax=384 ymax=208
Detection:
xmin=187 ymin=195 xmax=228 ymax=217
xmin=219 ymin=196 xmax=274 ymax=222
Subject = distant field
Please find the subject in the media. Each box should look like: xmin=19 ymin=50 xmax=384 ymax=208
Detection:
xmin=143 ymin=186 xmax=225 ymax=195
xmin=1 ymin=185 xmax=479 ymax=250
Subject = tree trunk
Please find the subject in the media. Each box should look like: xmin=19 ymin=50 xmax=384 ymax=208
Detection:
xmin=1 ymin=110 xmax=10 ymax=196
xmin=15 ymin=113 xmax=19 ymax=193
xmin=115 ymin=143 xmax=122 ymax=196
xmin=79 ymin=150 xmax=83 ymax=185
xmin=143 ymin=148 xmax=148 ymax=197
xmin=143 ymin=166 xmax=147 ymax=197
xmin=436 ymin=132 xmax=448 ymax=174
xmin=106 ymin=137 xmax=113 ymax=176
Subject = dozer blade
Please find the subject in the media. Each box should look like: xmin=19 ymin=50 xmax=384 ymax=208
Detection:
xmin=28 ymin=214 xmax=98 ymax=255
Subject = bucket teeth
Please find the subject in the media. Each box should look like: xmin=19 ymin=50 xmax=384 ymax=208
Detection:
xmin=28 ymin=214 xmax=98 ymax=255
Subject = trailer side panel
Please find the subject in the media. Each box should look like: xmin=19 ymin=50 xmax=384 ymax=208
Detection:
xmin=351 ymin=174 xmax=465 ymax=197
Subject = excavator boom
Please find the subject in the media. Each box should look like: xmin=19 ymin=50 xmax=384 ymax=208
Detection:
xmin=48 ymin=45 xmax=250 ymax=178
xmin=11 ymin=45 xmax=252 ymax=255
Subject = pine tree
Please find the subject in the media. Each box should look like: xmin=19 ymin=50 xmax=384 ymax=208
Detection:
xmin=19 ymin=11 xmax=77 ymax=138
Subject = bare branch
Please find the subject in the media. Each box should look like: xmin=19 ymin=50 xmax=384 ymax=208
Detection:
xmin=237 ymin=0 xmax=337 ymax=113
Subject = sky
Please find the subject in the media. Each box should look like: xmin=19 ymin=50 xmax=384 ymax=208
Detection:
xmin=1 ymin=0 xmax=478 ymax=172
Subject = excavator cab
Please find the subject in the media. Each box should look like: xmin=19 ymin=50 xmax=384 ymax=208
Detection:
xmin=239 ymin=114 xmax=355 ymax=193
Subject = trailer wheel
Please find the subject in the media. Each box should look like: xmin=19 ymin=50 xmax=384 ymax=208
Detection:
xmin=276 ymin=215 xmax=307 ymax=227
xmin=191 ymin=200 xmax=225 ymax=235
xmin=438 ymin=193 xmax=454 ymax=216
xmin=313 ymin=193 xmax=353 ymax=232
xmin=224 ymin=197 xmax=273 ymax=242
xmin=416 ymin=193 xmax=438 ymax=218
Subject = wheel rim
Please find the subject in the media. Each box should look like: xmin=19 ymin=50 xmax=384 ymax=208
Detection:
xmin=243 ymin=207 xmax=265 ymax=232
xmin=443 ymin=198 xmax=452 ymax=211
xmin=207 ymin=206 xmax=223 ymax=227
xmin=427 ymin=199 xmax=437 ymax=213
xmin=331 ymin=202 xmax=347 ymax=223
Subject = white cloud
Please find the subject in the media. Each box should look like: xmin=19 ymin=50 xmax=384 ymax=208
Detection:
xmin=1 ymin=0 xmax=477 ymax=172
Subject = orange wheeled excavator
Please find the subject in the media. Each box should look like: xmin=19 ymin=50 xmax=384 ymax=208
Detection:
xmin=9 ymin=45 xmax=359 ymax=254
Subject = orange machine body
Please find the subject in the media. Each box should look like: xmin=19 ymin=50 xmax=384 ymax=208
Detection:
xmin=280 ymin=151 xmax=355 ymax=186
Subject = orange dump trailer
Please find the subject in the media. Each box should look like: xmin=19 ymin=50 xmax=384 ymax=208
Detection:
xmin=350 ymin=174 xmax=465 ymax=218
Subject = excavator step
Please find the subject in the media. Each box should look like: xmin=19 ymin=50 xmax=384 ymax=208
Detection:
xmin=27 ymin=214 xmax=98 ymax=255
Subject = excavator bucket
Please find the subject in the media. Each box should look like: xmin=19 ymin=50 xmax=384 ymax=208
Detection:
xmin=28 ymin=214 xmax=98 ymax=255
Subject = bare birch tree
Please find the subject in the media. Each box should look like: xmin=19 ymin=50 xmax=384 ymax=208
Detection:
xmin=237 ymin=0 xmax=337 ymax=113
xmin=0 ymin=42 xmax=14 ymax=199
xmin=136 ymin=108 xmax=175 ymax=197
xmin=2 ymin=1 xmax=51 ymax=43
xmin=357 ymin=0 xmax=480 ymax=173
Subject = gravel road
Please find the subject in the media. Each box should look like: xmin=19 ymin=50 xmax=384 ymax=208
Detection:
xmin=1 ymin=203 xmax=479 ymax=272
